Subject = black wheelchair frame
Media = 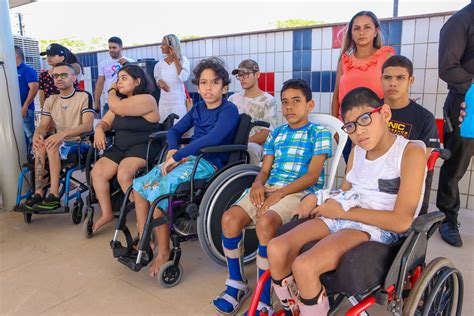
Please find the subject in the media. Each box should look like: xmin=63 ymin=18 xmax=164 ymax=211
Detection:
xmin=110 ymin=113 xmax=270 ymax=287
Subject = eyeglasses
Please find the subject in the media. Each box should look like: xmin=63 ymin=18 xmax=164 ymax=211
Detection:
xmin=235 ymin=72 xmax=254 ymax=80
xmin=341 ymin=106 xmax=382 ymax=134
xmin=51 ymin=73 xmax=70 ymax=79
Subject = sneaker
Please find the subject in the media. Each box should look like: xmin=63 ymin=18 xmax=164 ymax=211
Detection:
xmin=439 ymin=220 xmax=463 ymax=247
xmin=20 ymin=194 xmax=44 ymax=211
xmin=35 ymin=194 xmax=61 ymax=211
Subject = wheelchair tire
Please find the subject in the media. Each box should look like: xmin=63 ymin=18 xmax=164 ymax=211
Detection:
xmin=198 ymin=164 xmax=260 ymax=266
xmin=158 ymin=261 xmax=183 ymax=288
xmin=403 ymin=257 xmax=462 ymax=316
xmin=23 ymin=212 xmax=32 ymax=224
xmin=83 ymin=207 xmax=94 ymax=238
xmin=72 ymin=200 xmax=84 ymax=225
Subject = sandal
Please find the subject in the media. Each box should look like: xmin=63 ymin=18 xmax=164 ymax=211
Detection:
xmin=214 ymin=279 xmax=251 ymax=315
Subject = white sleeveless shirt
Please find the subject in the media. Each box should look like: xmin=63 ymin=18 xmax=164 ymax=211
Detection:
xmin=346 ymin=135 xmax=426 ymax=217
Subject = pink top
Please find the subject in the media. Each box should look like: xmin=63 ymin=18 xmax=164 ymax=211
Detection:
xmin=338 ymin=46 xmax=395 ymax=116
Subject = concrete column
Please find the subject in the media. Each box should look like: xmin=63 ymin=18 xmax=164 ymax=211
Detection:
xmin=0 ymin=0 xmax=27 ymax=210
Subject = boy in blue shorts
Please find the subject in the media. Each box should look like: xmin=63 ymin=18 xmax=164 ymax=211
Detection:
xmin=213 ymin=79 xmax=332 ymax=315
xmin=132 ymin=57 xmax=240 ymax=278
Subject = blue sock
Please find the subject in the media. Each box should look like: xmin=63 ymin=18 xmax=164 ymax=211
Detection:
xmin=214 ymin=233 xmax=245 ymax=313
xmin=257 ymin=243 xmax=271 ymax=306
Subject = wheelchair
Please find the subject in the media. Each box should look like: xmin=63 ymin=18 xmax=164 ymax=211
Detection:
xmin=110 ymin=113 xmax=270 ymax=287
xmin=82 ymin=113 xmax=179 ymax=238
xmin=197 ymin=113 xmax=348 ymax=267
xmin=13 ymin=136 xmax=91 ymax=224
xmin=248 ymin=148 xmax=464 ymax=316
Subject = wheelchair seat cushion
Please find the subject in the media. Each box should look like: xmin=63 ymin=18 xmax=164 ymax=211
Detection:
xmin=276 ymin=219 xmax=403 ymax=296
xmin=320 ymin=241 xmax=403 ymax=296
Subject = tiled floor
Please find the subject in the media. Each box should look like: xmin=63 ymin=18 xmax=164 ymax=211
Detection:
xmin=0 ymin=205 xmax=472 ymax=315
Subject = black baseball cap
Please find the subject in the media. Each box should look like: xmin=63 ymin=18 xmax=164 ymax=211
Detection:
xmin=40 ymin=43 xmax=69 ymax=57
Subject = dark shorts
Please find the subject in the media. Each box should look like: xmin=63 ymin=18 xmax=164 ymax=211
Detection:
xmin=102 ymin=143 xmax=160 ymax=165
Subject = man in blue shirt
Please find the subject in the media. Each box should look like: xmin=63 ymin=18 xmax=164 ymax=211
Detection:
xmin=15 ymin=45 xmax=39 ymax=152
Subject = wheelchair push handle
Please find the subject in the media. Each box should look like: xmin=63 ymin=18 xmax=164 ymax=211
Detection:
xmin=252 ymin=120 xmax=270 ymax=129
xmin=427 ymin=148 xmax=451 ymax=171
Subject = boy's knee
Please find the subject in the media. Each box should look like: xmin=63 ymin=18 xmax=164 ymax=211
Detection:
xmin=267 ymin=237 xmax=289 ymax=261
xmin=221 ymin=207 xmax=246 ymax=235
xmin=256 ymin=213 xmax=280 ymax=241
xmin=292 ymin=254 xmax=315 ymax=277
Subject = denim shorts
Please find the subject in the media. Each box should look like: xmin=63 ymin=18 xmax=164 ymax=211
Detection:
xmin=320 ymin=217 xmax=403 ymax=244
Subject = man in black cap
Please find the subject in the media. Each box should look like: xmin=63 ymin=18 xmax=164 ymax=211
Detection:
xmin=437 ymin=1 xmax=474 ymax=247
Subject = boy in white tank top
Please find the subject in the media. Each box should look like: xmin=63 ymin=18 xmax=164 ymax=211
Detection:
xmin=266 ymin=87 xmax=426 ymax=315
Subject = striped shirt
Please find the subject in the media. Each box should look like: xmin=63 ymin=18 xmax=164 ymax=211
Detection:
xmin=263 ymin=122 xmax=332 ymax=193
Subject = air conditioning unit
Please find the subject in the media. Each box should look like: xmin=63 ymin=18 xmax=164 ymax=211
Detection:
xmin=13 ymin=35 xmax=41 ymax=73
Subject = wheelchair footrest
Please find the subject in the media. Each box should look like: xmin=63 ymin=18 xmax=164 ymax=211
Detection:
xmin=14 ymin=206 xmax=67 ymax=215
xmin=117 ymin=253 xmax=150 ymax=272
xmin=111 ymin=240 xmax=131 ymax=258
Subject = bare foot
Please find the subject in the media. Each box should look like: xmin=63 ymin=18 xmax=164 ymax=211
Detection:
xmin=149 ymin=252 xmax=170 ymax=277
xmin=92 ymin=214 xmax=114 ymax=233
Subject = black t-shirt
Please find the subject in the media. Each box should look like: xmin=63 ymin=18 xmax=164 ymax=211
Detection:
xmin=388 ymin=100 xmax=440 ymax=148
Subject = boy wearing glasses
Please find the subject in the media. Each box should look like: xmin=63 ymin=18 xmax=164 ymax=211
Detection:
xmin=267 ymin=87 xmax=426 ymax=315
xmin=21 ymin=63 xmax=94 ymax=211
xmin=213 ymin=79 xmax=331 ymax=315
xmin=229 ymin=59 xmax=278 ymax=165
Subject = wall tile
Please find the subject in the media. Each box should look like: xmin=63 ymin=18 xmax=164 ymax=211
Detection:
xmin=275 ymin=32 xmax=284 ymax=52
xmin=412 ymin=69 xmax=426 ymax=93
xmin=283 ymin=52 xmax=293 ymax=72
xmin=311 ymin=71 xmax=321 ymax=92
xmin=312 ymin=28 xmax=322 ymax=50
xmin=428 ymin=16 xmax=444 ymax=43
xmin=331 ymin=49 xmax=340 ymax=71
xmin=234 ymin=36 xmax=242 ymax=54
xmin=284 ymin=31 xmax=293 ymax=51
xmin=413 ymin=44 xmax=428 ymax=69
xmin=424 ymin=69 xmax=439 ymax=93
xmin=312 ymin=92 xmax=321 ymax=112
xmin=437 ymin=78 xmax=448 ymax=95
xmin=293 ymin=29 xmax=303 ymax=51
xmin=227 ymin=37 xmax=235 ymax=55
xmin=302 ymin=50 xmax=311 ymax=71
xmin=192 ymin=40 xmax=199 ymax=58
xmin=401 ymin=19 xmax=415 ymax=44
xmin=199 ymin=40 xmax=206 ymax=57
xmin=250 ymin=34 xmax=258 ymax=54
xmin=258 ymin=34 xmax=266 ymax=53
xmin=415 ymin=18 xmax=429 ymax=43
xmin=302 ymin=71 xmax=311 ymax=86
xmin=266 ymin=33 xmax=275 ymax=52
xmin=303 ymin=29 xmax=312 ymax=50
xmin=242 ymin=35 xmax=250 ymax=54
xmin=321 ymin=49 xmax=332 ymax=71
xmin=389 ymin=20 xmax=403 ymax=45
xmin=423 ymin=93 xmax=437 ymax=114
xmin=266 ymin=53 xmax=275 ymax=72
xmin=275 ymin=72 xmax=284 ymax=92
xmin=322 ymin=27 xmax=332 ymax=49
xmin=401 ymin=44 xmax=414 ymax=61
xmin=219 ymin=38 xmax=227 ymax=55
xmin=311 ymin=50 xmax=322 ymax=71
xmin=283 ymin=71 xmax=292 ymax=82
xmin=320 ymin=92 xmax=332 ymax=113
xmin=426 ymin=43 xmax=438 ymax=69
xmin=293 ymin=51 xmax=302 ymax=71
xmin=275 ymin=52 xmax=284 ymax=72
xmin=212 ymin=39 xmax=219 ymax=56
xmin=257 ymin=53 xmax=266 ymax=72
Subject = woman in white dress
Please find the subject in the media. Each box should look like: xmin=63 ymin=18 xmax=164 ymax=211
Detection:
xmin=154 ymin=34 xmax=190 ymax=122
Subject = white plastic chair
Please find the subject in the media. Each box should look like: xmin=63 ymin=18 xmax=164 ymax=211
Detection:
xmin=309 ymin=113 xmax=348 ymax=190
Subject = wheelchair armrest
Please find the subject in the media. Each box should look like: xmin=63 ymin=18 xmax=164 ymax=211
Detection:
xmin=411 ymin=211 xmax=445 ymax=233
xmin=105 ymin=130 xmax=115 ymax=137
xmin=148 ymin=131 xmax=168 ymax=140
xmin=200 ymin=144 xmax=248 ymax=154
xmin=80 ymin=131 xmax=94 ymax=140
xmin=252 ymin=120 xmax=270 ymax=129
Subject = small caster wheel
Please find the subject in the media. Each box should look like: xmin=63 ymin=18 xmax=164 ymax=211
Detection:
xmin=157 ymin=261 xmax=183 ymax=288
xmin=82 ymin=207 xmax=94 ymax=238
xmin=72 ymin=200 xmax=83 ymax=225
xmin=24 ymin=212 xmax=32 ymax=224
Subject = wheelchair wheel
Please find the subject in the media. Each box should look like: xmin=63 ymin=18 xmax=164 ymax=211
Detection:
xmin=23 ymin=212 xmax=32 ymax=224
xmin=157 ymin=261 xmax=183 ymax=288
xmin=403 ymin=257 xmax=462 ymax=316
xmin=82 ymin=207 xmax=94 ymax=238
xmin=198 ymin=164 xmax=260 ymax=266
xmin=72 ymin=200 xmax=84 ymax=225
